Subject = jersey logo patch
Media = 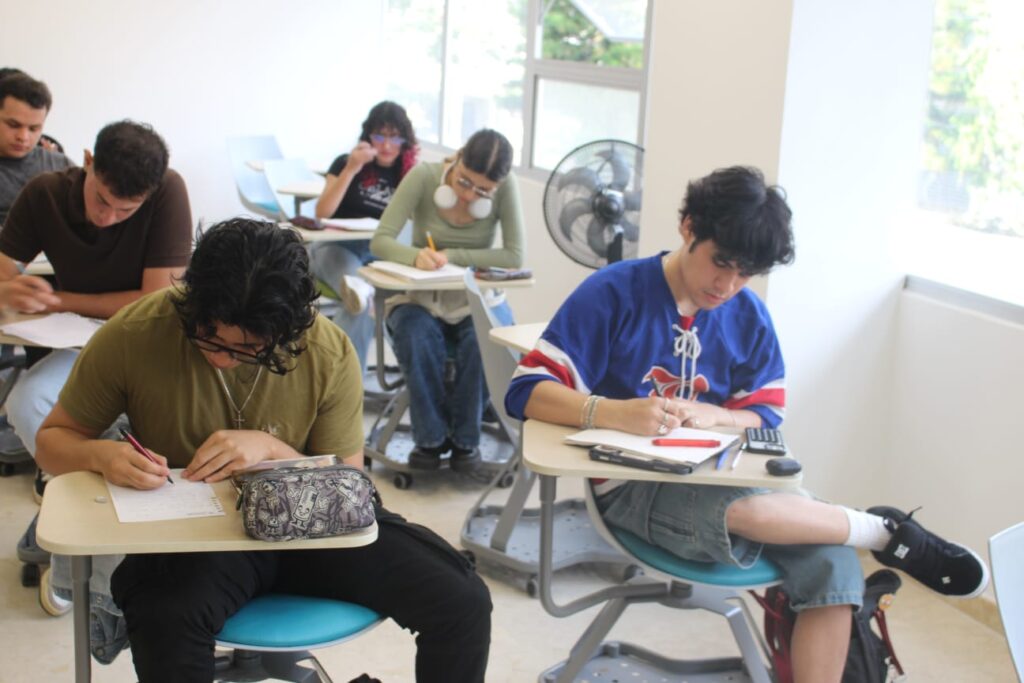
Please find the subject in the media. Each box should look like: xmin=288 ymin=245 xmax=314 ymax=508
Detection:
xmin=643 ymin=365 xmax=709 ymax=399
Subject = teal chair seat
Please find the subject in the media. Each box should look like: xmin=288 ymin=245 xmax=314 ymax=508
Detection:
xmin=611 ymin=528 xmax=783 ymax=587
xmin=217 ymin=594 xmax=382 ymax=650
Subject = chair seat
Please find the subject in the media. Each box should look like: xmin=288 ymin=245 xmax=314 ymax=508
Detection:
xmin=216 ymin=594 xmax=382 ymax=650
xmin=612 ymin=529 xmax=782 ymax=587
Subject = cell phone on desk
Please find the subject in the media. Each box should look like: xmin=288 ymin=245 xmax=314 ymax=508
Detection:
xmin=588 ymin=445 xmax=692 ymax=475
xmin=744 ymin=427 xmax=788 ymax=455
xmin=474 ymin=267 xmax=533 ymax=281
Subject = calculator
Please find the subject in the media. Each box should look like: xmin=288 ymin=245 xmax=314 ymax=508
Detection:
xmin=744 ymin=427 xmax=788 ymax=455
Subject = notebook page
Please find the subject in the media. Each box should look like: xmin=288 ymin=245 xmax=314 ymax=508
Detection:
xmin=105 ymin=469 xmax=225 ymax=523
xmin=1 ymin=313 xmax=103 ymax=348
xmin=565 ymin=427 xmax=738 ymax=466
xmin=368 ymin=261 xmax=467 ymax=282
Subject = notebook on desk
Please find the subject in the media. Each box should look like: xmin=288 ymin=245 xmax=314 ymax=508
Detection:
xmin=566 ymin=427 xmax=738 ymax=468
xmin=319 ymin=217 xmax=379 ymax=231
xmin=367 ymin=260 xmax=467 ymax=283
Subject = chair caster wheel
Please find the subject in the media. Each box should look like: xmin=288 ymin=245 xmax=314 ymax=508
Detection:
xmin=497 ymin=472 xmax=515 ymax=488
xmin=21 ymin=563 xmax=40 ymax=587
xmin=526 ymin=576 xmax=539 ymax=598
xmin=393 ymin=472 xmax=412 ymax=490
xmin=39 ymin=566 xmax=72 ymax=617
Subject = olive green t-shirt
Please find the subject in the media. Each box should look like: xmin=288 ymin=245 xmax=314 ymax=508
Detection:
xmin=59 ymin=290 xmax=364 ymax=468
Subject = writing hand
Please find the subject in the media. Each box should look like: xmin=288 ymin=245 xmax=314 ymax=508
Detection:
xmin=346 ymin=142 xmax=377 ymax=172
xmin=0 ymin=275 xmax=62 ymax=313
xmin=98 ymin=441 xmax=170 ymax=490
xmin=184 ymin=430 xmax=281 ymax=483
xmin=414 ymin=247 xmax=448 ymax=270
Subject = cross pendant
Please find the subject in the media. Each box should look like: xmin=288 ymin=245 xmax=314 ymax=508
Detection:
xmin=233 ymin=413 xmax=245 ymax=430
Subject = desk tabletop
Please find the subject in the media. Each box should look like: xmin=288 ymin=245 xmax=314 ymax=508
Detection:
xmin=290 ymin=225 xmax=375 ymax=243
xmin=358 ymin=265 xmax=535 ymax=292
xmin=522 ymin=420 xmax=802 ymax=490
xmin=36 ymin=471 xmax=378 ymax=555
xmin=277 ymin=180 xmax=325 ymax=198
xmin=489 ymin=321 xmax=547 ymax=354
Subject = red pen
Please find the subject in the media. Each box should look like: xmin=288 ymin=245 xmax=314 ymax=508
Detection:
xmin=119 ymin=427 xmax=174 ymax=484
xmin=651 ymin=438 xmax=722 ymax=448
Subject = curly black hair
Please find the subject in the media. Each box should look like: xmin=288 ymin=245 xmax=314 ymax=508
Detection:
xmin=92 ymin=120 xmax=169 ymax=199
xmin=679 ymin=166 xmax=795 ymax=276
xmin=173 ymin=218 xmax=319 ymax=375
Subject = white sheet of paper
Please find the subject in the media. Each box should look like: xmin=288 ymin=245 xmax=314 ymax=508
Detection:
xmin=565 ymin=427 xmax=738 ymax=466
xmin=368 ymin=260 xmax=467 ymax=282
xmin=105 ymin=469 xmax=225 ymax=523
xmin=319 ymin=217 xmax=379 ymax=231
xmin=0 ymin=313 xmax=103 ymax=348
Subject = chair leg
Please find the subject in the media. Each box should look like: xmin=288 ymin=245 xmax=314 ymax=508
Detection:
xmin=683 ymin=586 xmax=773 ymax=683
xmin=555 ymin=596 xmax=631 ymax=683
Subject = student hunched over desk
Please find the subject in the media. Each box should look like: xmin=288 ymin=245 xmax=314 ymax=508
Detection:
xmin=506 ymin=166 xmax=989 ymax=683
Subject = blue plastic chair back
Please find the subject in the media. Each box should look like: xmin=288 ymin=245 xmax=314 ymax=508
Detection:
xmin=226 ymin=135 xmax=284 ymax=219
xmin=990 ymin=522 xmax=1024 ymax=680
xmin=262 ymin=158 xmax=324 ymax=219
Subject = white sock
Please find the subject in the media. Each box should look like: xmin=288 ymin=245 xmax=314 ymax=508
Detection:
xmin=842 ymin=507 xmax=892 ymax=551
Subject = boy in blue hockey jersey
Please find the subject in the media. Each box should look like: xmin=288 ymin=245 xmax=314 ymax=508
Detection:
xmin=506 ymin=166 xmax=987 ymax=683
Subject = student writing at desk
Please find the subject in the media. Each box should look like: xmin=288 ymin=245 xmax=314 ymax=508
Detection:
xmin=35 ymin=219 xmax=492 ymax=683
xmin=310 ymin=100 xmax=419 ymax=371
xmin=371 ymin=128 xmax=524 ymax=472
xmin=505 ymin=166 xmax=988 ymax=683
xmin=0 ymin=120 xmax=191 ymax=498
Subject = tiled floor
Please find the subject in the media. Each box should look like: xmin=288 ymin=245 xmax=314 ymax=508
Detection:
xmin=0 ymin=447 xmax=1017 ymax=682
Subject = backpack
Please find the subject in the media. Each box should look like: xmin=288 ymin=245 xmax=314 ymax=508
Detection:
xmin=752 ymin=569 xmax=906 ymax=683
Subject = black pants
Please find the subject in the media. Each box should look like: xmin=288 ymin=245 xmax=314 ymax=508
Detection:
xmin=111 ymin=508 xmax=492 ymax=683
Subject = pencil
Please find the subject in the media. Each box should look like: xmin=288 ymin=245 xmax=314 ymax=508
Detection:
xmin=426 ymin=231 xmax=437 ymax=252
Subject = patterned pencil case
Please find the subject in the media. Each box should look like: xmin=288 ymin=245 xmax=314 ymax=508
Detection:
xmin=234 ymin=465 xmax=379 ymax=542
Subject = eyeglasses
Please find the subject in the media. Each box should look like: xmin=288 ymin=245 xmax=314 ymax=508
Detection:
xmin=189 ymin=336 xmax=272 ymax=365
xmin=370 ymin=133 xmax=406 ymax=147
xmin=455 ymin=172 xmax=495 ymax=199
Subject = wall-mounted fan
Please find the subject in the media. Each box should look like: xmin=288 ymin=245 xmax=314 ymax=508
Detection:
xmin=542 ymin=139 xmax=643 ymax=268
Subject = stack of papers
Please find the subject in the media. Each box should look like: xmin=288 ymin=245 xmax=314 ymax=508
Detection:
xmin=319 ymin=217 xmax=379 ymax=231
xmin=105 ymin=470 xmax=225 ymax=523
xmin=368 ymin=260 xmax=467 ymax=283
xmin=0 ymin=313 xmax=103 ymax=348
xmin=565 ymin=427 xmax=738 ymax=467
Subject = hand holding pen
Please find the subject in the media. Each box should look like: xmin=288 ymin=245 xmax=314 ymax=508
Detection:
xmin=118 ymin=427 xmax=174 ymax=486
xmin=1 ymin=262 xmax=62 ymax=313
xmin=415 ymin=231 xmax=448 ymax=270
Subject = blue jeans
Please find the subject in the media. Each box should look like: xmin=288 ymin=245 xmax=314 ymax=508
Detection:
xmin=598 ymin=481 xmax=865 ymax=611
xmin=8 ymin=349 xmax=80 ymax=456
xmin=387 ymin=302 xmax=513 ymax=450
xmin=308 ymin=239 xmax=374 ymax=373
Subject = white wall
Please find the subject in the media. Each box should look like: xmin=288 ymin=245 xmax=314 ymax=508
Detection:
xmin=3 ymin=0 xmax=385 ymax=224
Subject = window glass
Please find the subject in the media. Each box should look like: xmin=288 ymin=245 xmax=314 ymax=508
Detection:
xmin=541 ymin=0 xmax=646 ymax=68
xmin=443 ymin=0 xmax=527 ymax=156
xmin=532 ymin=79 xmax=639 ymax=170
xmin=382 ymin=0 xmax=445 ymax=143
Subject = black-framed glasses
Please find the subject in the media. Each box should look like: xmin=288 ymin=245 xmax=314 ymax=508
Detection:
xmin=189 ymin=336 xmax=271 ymax=365
xmin=455 ymin=172 xmax=495 ymax=199
xmin=370 ymin=133 xmax=406 ymax=146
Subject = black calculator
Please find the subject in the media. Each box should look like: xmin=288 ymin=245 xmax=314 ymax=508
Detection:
xmin=744 ymin=427 xmax=788 ymax=455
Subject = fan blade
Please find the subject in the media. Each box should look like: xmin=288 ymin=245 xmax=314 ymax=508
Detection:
xmin=557 ymin=167 xmax=601 ymax=193
xmin=586 ymin=218 xmax=613 ymax=258
xmin=621 ymin=219 xmax=639 ymax=242
xmin=598 ymin=149 xmax=631 ymax=190
xmin=558 ymin=198 xmax=594 ymax=241
xmin=623 ymin=190 xmax=641 ymax=211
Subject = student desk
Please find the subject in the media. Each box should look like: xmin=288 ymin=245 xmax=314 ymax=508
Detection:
xmin=286 ymin=224 xmax=378 ymax=244
xmin=277 ymin=179 xmax=326 ymax=217
xmin=521 ymin=418 xmax=802 ymax=666
xmin=488 ymin=320 xmax=548 ymax=355
xmin=36 ymin=471 xmax=379 ymax=683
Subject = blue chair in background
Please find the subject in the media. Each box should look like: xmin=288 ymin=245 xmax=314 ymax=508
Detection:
xmin=262 ymin=158 xmax=325 ymax=220
xmin=214 ymin=593 xmax=384 ymax=682
xmin=990 ymin=521 xmax=1024 ymax=681
xmin=226 ymin=135 xmax=284 ymax=220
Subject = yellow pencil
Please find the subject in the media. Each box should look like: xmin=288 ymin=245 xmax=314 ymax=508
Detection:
xmin=426 ymin=231 xmax=437 ymax=252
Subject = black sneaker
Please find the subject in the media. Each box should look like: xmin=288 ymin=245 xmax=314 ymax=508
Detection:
xmin=449 ymin=446 xmax=481 ymax=473
xmin=867 ymin=505 xmax=989 ymax=599
xmin=33 ymin=468 xmax=49 ymax=505
xmin=408 ymin=442 xmax=448 ymax=470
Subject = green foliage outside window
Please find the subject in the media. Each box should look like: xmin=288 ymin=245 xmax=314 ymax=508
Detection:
xmin=542 ymin=0 xmax=644 ymax=68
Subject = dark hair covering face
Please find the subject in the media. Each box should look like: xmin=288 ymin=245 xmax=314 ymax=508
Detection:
xmin=92 ymin=120 xmax=169 ymax=199
xmin=172 ymin=218 xmax=319 ymax=375
xmin=679 ymin=166 xmax=795 ymax=276
xmin=0 ymin=72 xmax=52 ymax=111
xmin=460 ymin=128 xmax=513 ymax=182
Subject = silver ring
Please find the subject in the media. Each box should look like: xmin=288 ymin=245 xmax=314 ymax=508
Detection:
xmin=657 ymin=423 xmax=669 ymax=436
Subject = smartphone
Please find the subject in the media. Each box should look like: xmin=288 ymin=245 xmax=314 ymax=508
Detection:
xmin=588 ymin=445 xmax=692 ymax=475
xmin=474 ymin=267 xmax=533 ymax=281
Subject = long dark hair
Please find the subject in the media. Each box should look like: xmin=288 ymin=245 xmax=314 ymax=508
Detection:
xmin=359 ymin=100 xmax=418 ymax=178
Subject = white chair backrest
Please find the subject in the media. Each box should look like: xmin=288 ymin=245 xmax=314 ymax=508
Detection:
xmin=463 ymin=270 xmax=521 ymax=445
xmin=225 ymin=135 xmax=283 ymax=219
xmin=990 ymin=521 xmax=1024 ymax=680
xmin=262 ymin=158 xmax=324 ymax=220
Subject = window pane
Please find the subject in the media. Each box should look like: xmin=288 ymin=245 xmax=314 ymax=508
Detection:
xmin=918 ymin=0 xmax=1024 ymax=238
xmin=542 ymin=0 xmax=647 ymax=68
xmin=532 ymin=79 xmax=639 ymax=170
xmin=443 ymin=0 xmax=527 ymax=158
xmin=382 ymin=0 xmax=444 ymax=144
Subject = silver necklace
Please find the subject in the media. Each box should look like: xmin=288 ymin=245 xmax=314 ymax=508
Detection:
xmin=214 ymin=366 xmax=264 ymax=429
